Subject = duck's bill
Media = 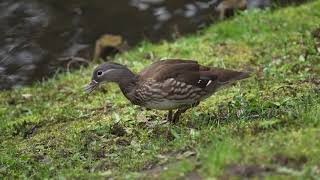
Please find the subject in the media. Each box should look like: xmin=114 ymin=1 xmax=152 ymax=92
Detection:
xmin=84 ymin=80 xmax=99 ymax=93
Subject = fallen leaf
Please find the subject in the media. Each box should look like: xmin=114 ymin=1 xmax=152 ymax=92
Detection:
xmin=22 ymin=94 xmax=32 ymax=99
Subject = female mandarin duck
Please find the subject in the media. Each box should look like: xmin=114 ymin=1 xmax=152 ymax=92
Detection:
xmin=85 ymin=59 xmax=249 ymax=123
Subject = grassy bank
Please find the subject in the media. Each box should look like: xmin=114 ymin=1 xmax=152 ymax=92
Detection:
xmin=1 ymin=1 xmax=320 ymax=179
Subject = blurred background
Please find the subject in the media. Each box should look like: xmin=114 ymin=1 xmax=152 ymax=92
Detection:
xmin=0 ymin=0 xmax=310 ymax=90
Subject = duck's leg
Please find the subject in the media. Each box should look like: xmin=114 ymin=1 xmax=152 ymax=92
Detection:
xmin=172 ymin=102 xmax=200 ymax=123
xmin=172 ymin=107 xmax=189 ymax=123
xmin=166 ymin=110 xmax=173 ymax=122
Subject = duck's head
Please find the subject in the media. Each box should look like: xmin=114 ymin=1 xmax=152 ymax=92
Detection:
xmin=84 ymin=62 xmax=130 ymax=93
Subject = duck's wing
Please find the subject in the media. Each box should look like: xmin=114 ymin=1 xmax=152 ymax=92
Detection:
xmin=139 ymin=59 xmax=249 ymax=89
xmin=139 ymin=59 xmax=197 ymax=77
xmin=138 ymin=59 xmax=200 ymax=83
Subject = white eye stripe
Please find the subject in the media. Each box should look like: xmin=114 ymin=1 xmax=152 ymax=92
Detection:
xmin=105 ymin=69 xmax=116 ymax=74
xmin=98 ymin=69 xmax=117 ymax=77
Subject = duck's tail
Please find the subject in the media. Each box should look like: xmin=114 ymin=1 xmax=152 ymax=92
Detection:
xmin=199 ymin=67 xmax=250 ymax=91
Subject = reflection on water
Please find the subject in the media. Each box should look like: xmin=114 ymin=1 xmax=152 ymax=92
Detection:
xmin=0 ymin=0 xmax=311 ymax=89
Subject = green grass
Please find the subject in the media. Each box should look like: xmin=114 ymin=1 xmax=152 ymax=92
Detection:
xmin=1 ymin=1 xmax=320 ymax=179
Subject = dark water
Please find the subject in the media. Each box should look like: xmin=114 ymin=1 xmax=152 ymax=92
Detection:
xmin=0 ymin=0 xmax=311 ymax=90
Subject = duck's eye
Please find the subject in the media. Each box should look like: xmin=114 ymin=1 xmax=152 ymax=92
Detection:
xmin=97 ymin=71 xmax=103 ymax=77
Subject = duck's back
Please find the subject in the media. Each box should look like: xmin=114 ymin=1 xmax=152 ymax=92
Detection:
xmin=139 ymin=59 xmax=198 ymax=80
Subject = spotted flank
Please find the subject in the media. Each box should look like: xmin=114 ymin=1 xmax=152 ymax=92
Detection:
xmin=133 ymin=78 xmax=210 ymax=110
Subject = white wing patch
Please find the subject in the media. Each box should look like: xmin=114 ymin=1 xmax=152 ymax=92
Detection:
xmin=206 ymin=80 xmax=212 ymax=87
xmin=197 ymin=79 xmax=212 ymax=87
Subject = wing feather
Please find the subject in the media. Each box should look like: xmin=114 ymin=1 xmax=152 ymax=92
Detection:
xmin=139 ymin=59 xmax=200 ymax=84
xmin=138 ymin=59 xmax=249 ymax=89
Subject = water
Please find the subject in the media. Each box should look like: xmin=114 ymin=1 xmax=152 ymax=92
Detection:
xmin=0 ymin=0 xmax=311 ymax=90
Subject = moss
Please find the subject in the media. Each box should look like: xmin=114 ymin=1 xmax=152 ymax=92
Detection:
xmin=1 ymin=1 xmax=320 ymax=179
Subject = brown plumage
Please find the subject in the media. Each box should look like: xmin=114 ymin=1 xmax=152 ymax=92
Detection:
xmin=85 ymin=59 xmax=250 ymax=123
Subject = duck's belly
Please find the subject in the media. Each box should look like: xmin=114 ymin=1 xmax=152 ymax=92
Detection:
xmin=143 ymin=99 xmax=195 ymax=110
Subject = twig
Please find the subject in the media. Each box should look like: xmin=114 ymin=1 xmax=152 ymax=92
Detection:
xmin=58 ymin=56 xmax=90 ymax=71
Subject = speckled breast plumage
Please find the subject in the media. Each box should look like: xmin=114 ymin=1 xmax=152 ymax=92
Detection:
xmin=134 ymin=78 xmax=208 ymax=110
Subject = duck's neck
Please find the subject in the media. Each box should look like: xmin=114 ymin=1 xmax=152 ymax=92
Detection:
xmin=114 ymin=68 xmax=139 ymax=103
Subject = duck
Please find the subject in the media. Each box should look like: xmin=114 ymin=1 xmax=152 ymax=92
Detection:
xmin=85 ymin=59 xmax=249 ymax=123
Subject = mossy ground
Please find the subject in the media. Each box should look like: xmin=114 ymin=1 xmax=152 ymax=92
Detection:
xmin=1 ymin=1 xmax=320 ymax=179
